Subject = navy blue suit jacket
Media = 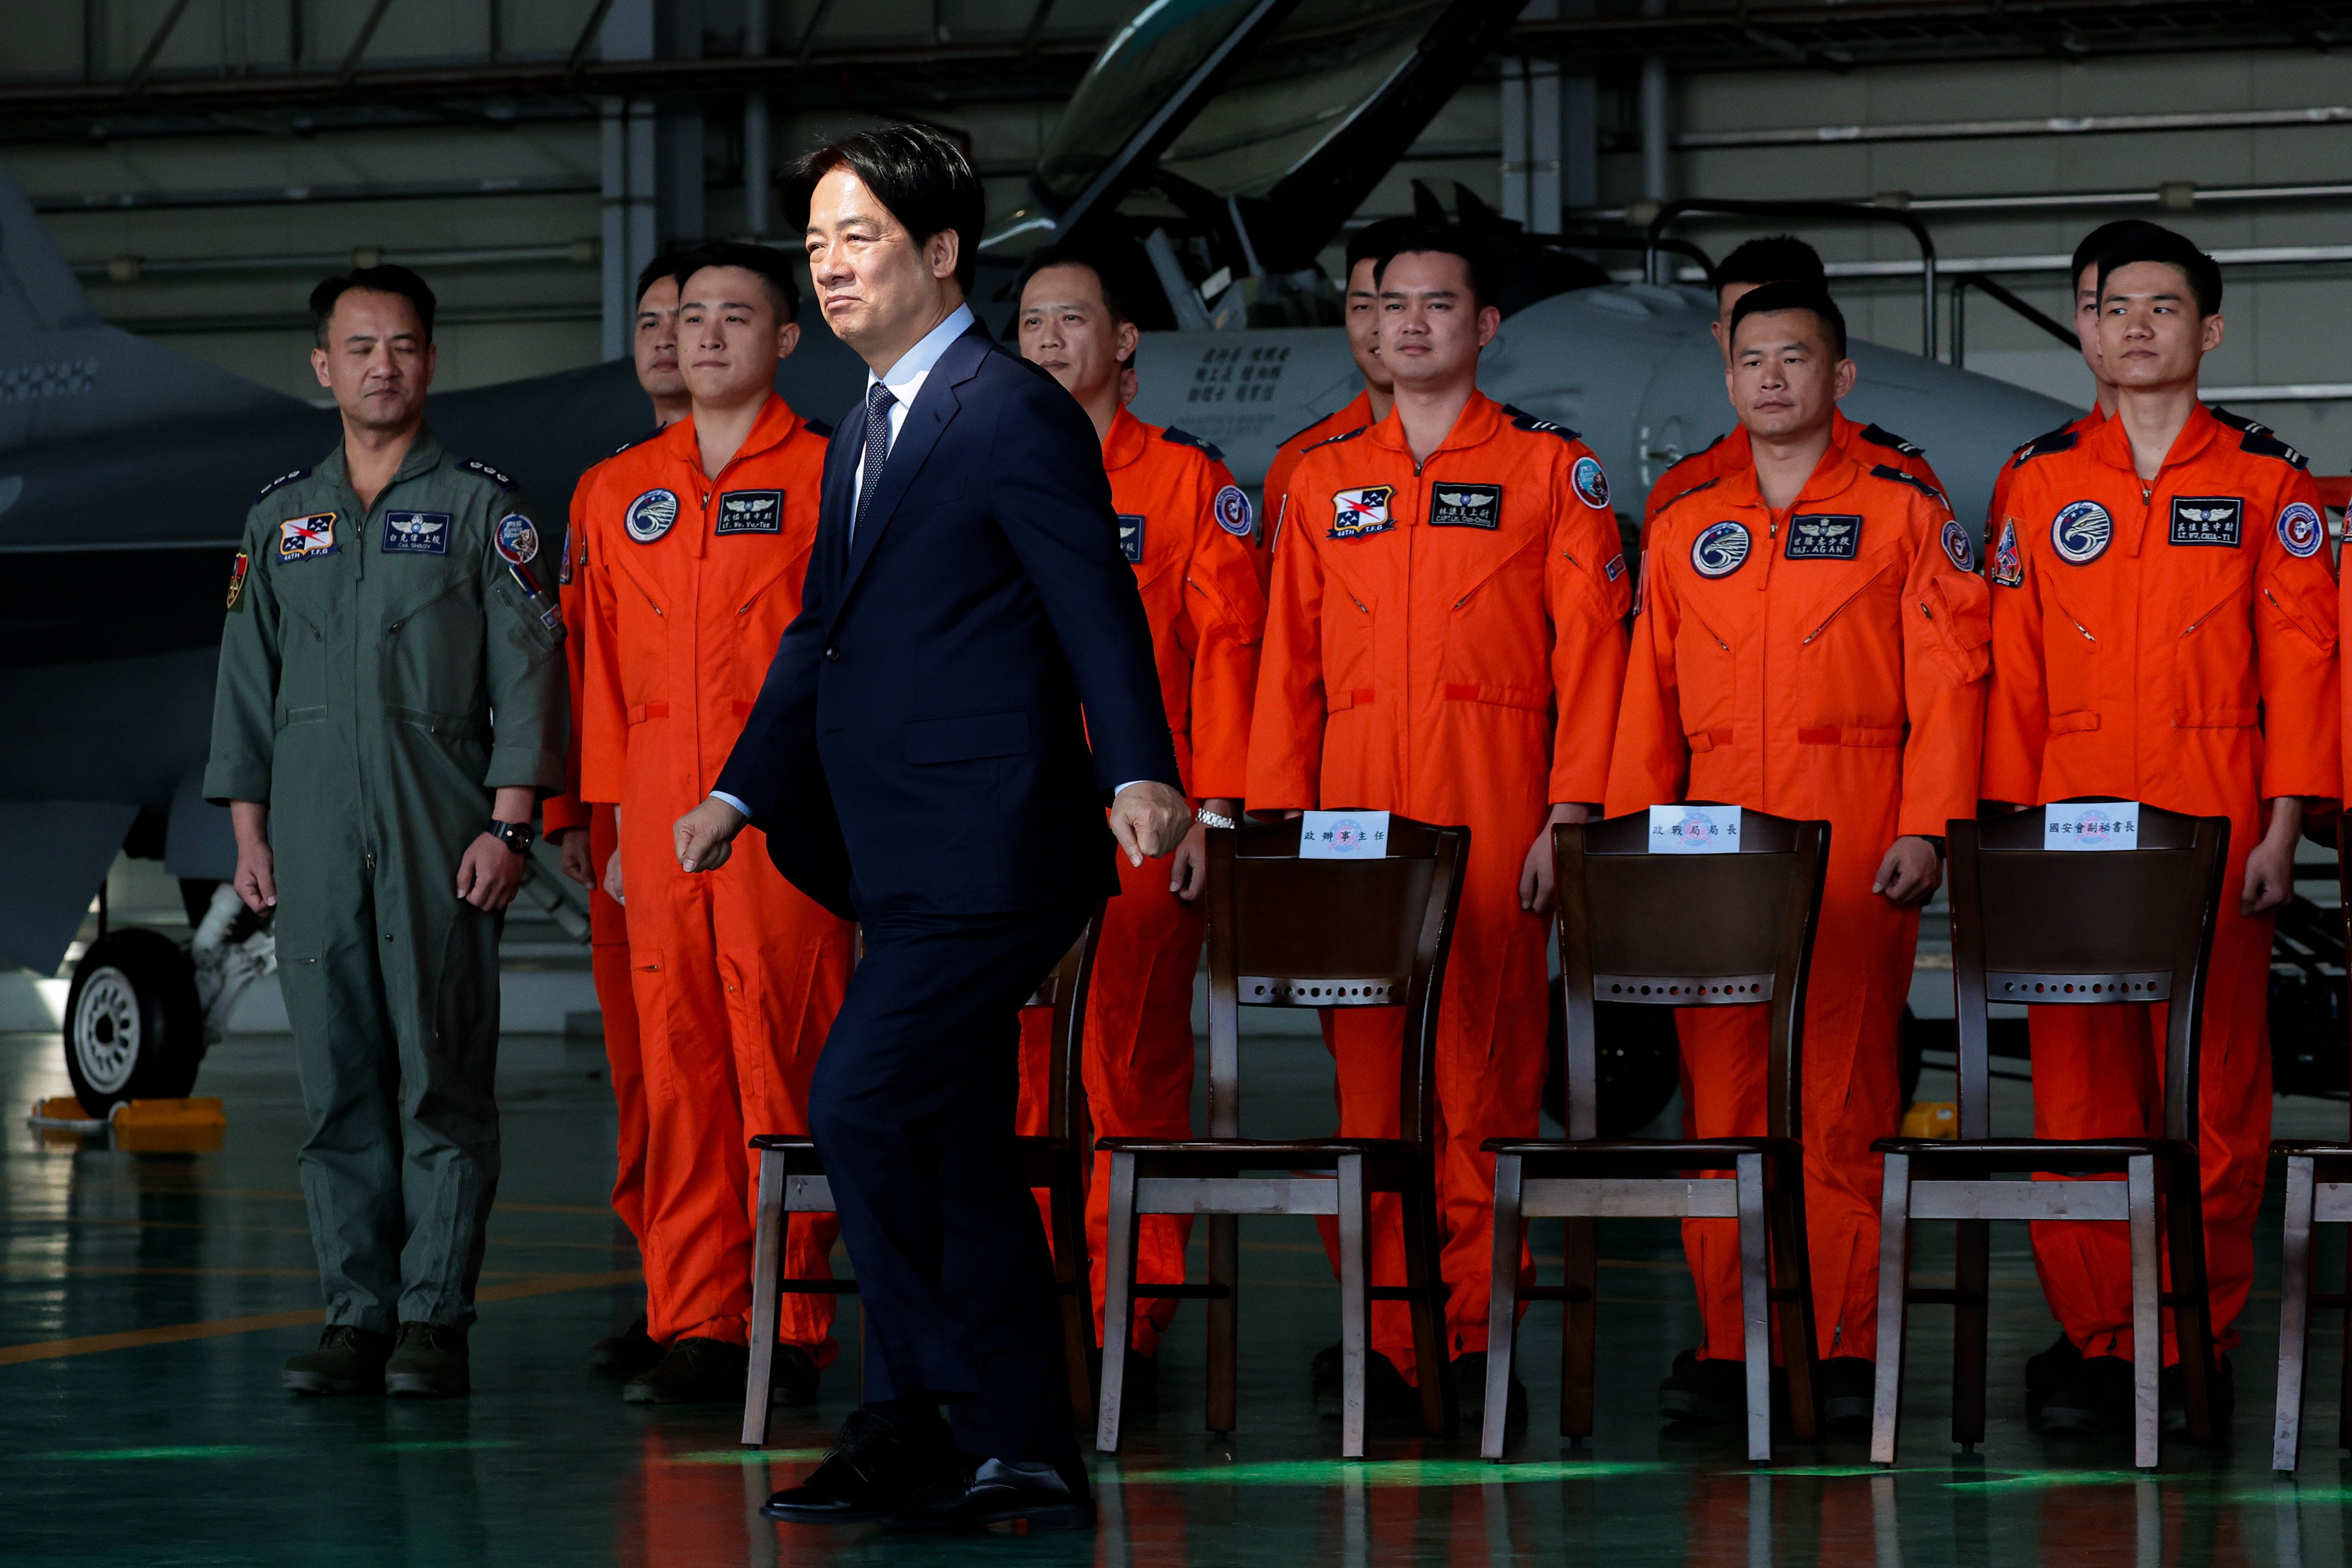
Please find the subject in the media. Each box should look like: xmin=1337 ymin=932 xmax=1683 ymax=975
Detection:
xmin=714 ymin=321 xmax=1181 ymax=919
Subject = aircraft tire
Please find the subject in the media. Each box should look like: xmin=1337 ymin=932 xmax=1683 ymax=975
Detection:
xmin=63 ymin=928 xmax=205 ymax=1118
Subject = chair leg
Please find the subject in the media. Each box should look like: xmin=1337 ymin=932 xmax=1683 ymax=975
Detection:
xmin=2162 ymin=1155 xmax=2217 ymax=1448
xmin=1768 ymin=1153 xmax=1819 ymax=1443
xmin=1869 ymin=1152 xmax=1911 ymax=1467
xmin=2273 ymin=1154 xmax=2317 ymax=1472
xmin=1338 ymin=1154 xmax=1371 ymax=1460
xmin=1399 ymin=1164 xmax=1451 ymax=1439
xmin=2126 ymin=1155 xmax=2162 ymax=1470
xmin=1735 ymin=1152 xmax=1773 ymax=1463
xmin=1561 ymin=1215 xmax=1599 ymax=1445
xmin=1481 ymin=1153 xmax=1525 ymax=1460
xmin=1053 ymin=1164 xmax=1096 ymax=1426
xmin=741 ymin=1149 xmax=786 ymax=1448
xmin=1951 ymin=1218 xmax=1990 ymax=1449
xmin=1095 ymin=1151 xmax=1140 ymax=1454
xmin=1207 ymin=1211 xmax=1240 ymax=1436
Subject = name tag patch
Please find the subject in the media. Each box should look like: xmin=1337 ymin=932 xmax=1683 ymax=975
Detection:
xmin=2169 ymin=496 xmax=2242 ymax=548
xmin=714 ymin=489 xmax=783 ymax=534
xmin=278 ymin=512 xmax=338 ymax=563
xmin=1428 ymin=483 xmax=1502 ymax=529
xmin=1118 ymin=514 xmax=1145 ymax=564
xmin=1785 ymin=514 xmax=1863 ymax=561
xmin=1329 ymin=486 xmax=1394 ymax=539
xmin=382 ymin=510 xmax=450 ymax=556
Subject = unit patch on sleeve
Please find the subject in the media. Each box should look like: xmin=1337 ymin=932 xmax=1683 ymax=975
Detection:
xmin=1690 ymin=520 xmax=1752 ymax=579
xmin=1329 ymin=486 xmax=1395 ymax=539
xmin=1785 ymin=514 xmax=1862 ymax=561
xmin=1212 ymin=484 xmax=1254 ymax=538
xmin=2052 ymin=499 xmax=2113 ymax=566
xmin=558 ymin=534 xmax=574 ymax=585
xmin=382 ymin=511 xmax=451 ymax=556
xmin=1941 ymin=518 xmax=1976 ymax=573
xmin=1118 ymin=514 xmax=1145 ymax=563
xmin=495 ymin=513 xmax=540 ymax=565
xmin=2167 ymin=496 xmax=2243 ymax=548
xmin=278 ymin=512 xmax=339 ymax=563
xmin=1427 ymin=483 xmax=1502 ymax=529
xmin=2278 ymin=501 xmax=2326 ymax=559
xmin=626 ymin=488 xmax=679 ymax=544
xmin=1991 ymin=517 xmax=2024 ymax=588
xmin=1571 ymin=455 xmax=1610 ymax=510
xmin=714 ymin=490 xmax=783 ymax=534
xmin=225 ymin=550 xmax=250 ymax=611
xmin=1605 ymin=553 xmax=1626 ymax=581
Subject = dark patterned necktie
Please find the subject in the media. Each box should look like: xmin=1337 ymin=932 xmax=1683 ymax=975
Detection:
xmin=854 ymin=380 xmax=896 ymax=539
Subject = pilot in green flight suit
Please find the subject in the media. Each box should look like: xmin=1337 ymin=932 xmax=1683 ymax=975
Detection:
xmin=204 ymin=266 xmax=566 ymax=1399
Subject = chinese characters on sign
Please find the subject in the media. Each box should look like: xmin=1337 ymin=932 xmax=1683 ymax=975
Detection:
xmin=2044 ymin=801 xmax=2141 ymax=851
xmin=1648 ymin=804 xmax=1743 ymax=855
xmin=1298 ymin=810 xmax=1392 ymax=860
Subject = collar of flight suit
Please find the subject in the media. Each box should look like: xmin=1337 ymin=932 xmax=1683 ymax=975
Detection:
xmin=1709 ymin=424 xmax=1869 ymax=517
xmin=1362 ymin=386 xmax=1505 ymax=464
xmin=313 ymin=424 xmax=446 ymax=497
xmin=652 ymin=390 xmax=805 ymax=480
xmin=1102 ymin=404 xmax=1152 ymax=473
xmin=2077 ymin=397 xmax=2222 ymax=559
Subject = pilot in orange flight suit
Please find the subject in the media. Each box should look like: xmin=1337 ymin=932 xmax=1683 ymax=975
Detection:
xmin=578 ymin=389 xmax=856 ymax=1397
xmin=1608 ymin=283 xmax=1990 ymax=1424
xmin=1646 ymin=410 xmax=1943 ymax=524
xmin=1984 ymin=258 xmax=2337 ymax=1422
xmin=1251 ymin=390 xmax=1631 ymax=1390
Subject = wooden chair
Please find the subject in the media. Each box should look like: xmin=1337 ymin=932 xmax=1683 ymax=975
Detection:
xmin=738 ymin=914 xmax=1102 ymax=1446
xmin=1869 ymin=802 xmax=2227 ymax=1472
xmin=1480 ymin=807 xmax=1832 ymax=1464
xmin=1094 ymin=815 xmax=1468 ymax=1460
xmin=2270 ymin=842 xmax=2352 ymax=1472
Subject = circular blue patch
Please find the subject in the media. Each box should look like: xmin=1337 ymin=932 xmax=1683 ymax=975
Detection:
xmin=1941 ymin=517 xmax=1975 ymax=573
xmin=626 ymin=488 xmax=679 ymax=544
xmin=1690 ymin=520 xmax=1750 ymax=579
xmin=1572 ymin=454 xmax=1611 ymax=510
xmin=494 ymin=513 xmax=538 ymax=566
xmin=1212 ymin=484 xmax=1254 ymax=538
xmin=2278 ymin=501 xmax=2324 ymax=559
xmin=2051 ymin=499 xmax=2112 ymax=566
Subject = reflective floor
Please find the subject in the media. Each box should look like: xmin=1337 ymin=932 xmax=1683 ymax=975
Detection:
xmin=4 ymin=1018 xmax=2349 ymax=1568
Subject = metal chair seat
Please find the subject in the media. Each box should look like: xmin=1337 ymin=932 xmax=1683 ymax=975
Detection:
xmin=1875 ymin=1135 xmax=2194 ymax=1168
xmin=1097 ymin=1135 xmax=1419 ymax=1161
xmin=1488 ymin=1135 xmax=1802 ymax=1166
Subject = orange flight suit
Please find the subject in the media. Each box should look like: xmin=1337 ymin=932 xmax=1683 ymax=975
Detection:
xmin=1984 ymin=402 xmax=2339 ymax=1363
xmin=1608 ymin=439 xmax=1990 ymax=1365
xmin=1262 ymin=391 xmax=1377 ymax=564
xmin=1016 ymin=410 xmax=1266 ymax=1354
xmin=1250 ymin=392 xmax=1631 ymax=1382
xmin=545 ymin=447 xmax=654 ymax=1261
xmin=579 ymin=393 xmax=856 ymax=1358
xmin=1645 ymin=410 xmax=1945 ymax=523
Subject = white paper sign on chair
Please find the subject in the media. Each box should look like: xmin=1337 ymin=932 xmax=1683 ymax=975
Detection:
xmin=2044 ymin=801 xmax=2140 ymax=851
xmin=1647 ymin=803 xmax=1743 ymax=855
xmin=1298 ymin=809 xmax=1391 ymax=860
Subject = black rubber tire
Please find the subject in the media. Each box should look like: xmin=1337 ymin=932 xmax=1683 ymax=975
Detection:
xmin=62 ymin=927 xmax=205 ymax=1118
xmin=1542 ymin=982 xmax=1684 ymax=1138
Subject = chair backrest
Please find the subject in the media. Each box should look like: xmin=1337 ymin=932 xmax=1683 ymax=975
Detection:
xmin=1024 ymin=907 xmax=1105 ymax=1145
xmin=1200 ymin=816 xmax=1469 ymax=1145
xmin=1947 ymin=801 xmax=2228 ymax=1142
xmin=1553 ymin=808 xmax=1830 ymax=1142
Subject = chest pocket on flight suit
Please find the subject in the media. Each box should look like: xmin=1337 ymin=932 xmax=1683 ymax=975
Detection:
xmin=1795 ymin=554 xmax=1906 ymax=746
xmin=1440 ymin=530 xmax=1548 ymax=712
xmin=269 ymin=540 xmax=336 ymax=728
xmin=2041 ymin=573 xmax=2104 ymax=734
xmin=1673 ymin=591 xmax=1740 ymax=753
xmin=1317 ymin=544 xmax=1382 ymax=719
xmin=2171 ymin=571 xmax=2260 ymax=728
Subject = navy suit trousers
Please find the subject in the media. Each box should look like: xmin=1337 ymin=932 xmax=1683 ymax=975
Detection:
xmin=807 ymin=900 xmax=1093 ymax=1462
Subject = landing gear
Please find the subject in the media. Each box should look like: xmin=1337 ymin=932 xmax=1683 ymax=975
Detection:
xmin=63 ymin=927 xmax=205 ymax=1117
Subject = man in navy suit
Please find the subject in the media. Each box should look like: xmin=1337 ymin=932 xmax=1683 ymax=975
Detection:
xmin=671 ymin=125 xmax=1188 ymax=1531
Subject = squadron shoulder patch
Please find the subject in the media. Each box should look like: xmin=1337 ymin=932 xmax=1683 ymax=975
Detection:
xmin=278 ymin=512 xmax=338 ymax=563
xmin=558 ymin=531 xmax=576 ymax=586
xmin=1691 ymin=520 xmax=1751 ymax=579
xmin=382 ymin=510 xmax=452 ymax=556
xmin=1786 ymin=514 xmax=1863 ymax=561
xmin=1942 ymin=517 xmax=1976 ymax=573
xmin=225 ymin=550 xmax=250 ymax=611
xmin=714 ymin=490 xmax=783 ymax=535
xmin=1991 ymin=517 xmax=2023 ymax=587
xmin=1504 ymin=405 xmax=1582 ymax=442
xmin=2052 ymin=499 xmax=2113 ymax=566
xmin=462 ymin=457 xmax=519 ymax=491
xmin=2277 ymin=501 xmax=2325 ymax=559
xmin=2168 ymin=496 xmax=2243 ymax=548
xmin=1212 ymin=484 xmax=1254 ymax=538
xmin=626 ymin=488 xmax=679 ymax=544
xmin=254 ymin=467 xmax=309 ymax=504
xmin=1162 ymin=426 xmax=1228 ymax=463
xmin=1571 ymin=455 xmax=1611 ymax=510
xmin=1118 ymin=513 xmax=1145 ymax=563
xmin=495 ymin=513 xmax=540 ymax=564
xmin=1329 ymin=486 xmax=1394 ymax=539
xmin=1428 ymin=483 xmax=1502 ymax=529
xmin=1859 ymin=423 xmax=1925 ymax=458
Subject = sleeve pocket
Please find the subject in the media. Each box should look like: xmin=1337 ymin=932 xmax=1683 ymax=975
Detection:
xmin=904 ymin=708 xmax=1030 ymax=764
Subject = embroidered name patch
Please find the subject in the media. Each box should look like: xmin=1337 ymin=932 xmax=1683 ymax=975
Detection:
xmin=1212 ymin=485 xmax=1253 ymax=538
xmin=494 ymin=513 xmax=539 ymax=565
xmin=715 ymin=490 xmax=783 ymax=535
xmin=1785 ymin=514 xmax=1863 ymax=561
xmin=1571 ymin=455 xmax=1610 ymax=510
xmin=2278 ymin=501 xmax=2324 ymax=559
xmin=1942 ymin=518 xmax=1976 ymax=573
xmin=626 ymin=488 xmax=679 ymax=544
xmin=278 ymin=513 xmax=338 ymax=563
xmin=382 ymin=511 xmax=450 ymax=556
xmin=2169 ymin=496 xmax=2243 ymax=547
xmin=1118 ymin=514 xmax=1145 ymax=564
xmin=1329 ymin=486 xmax=1394 ymax=539
xmin=1428 ymin=483 xmax=1502 ymax=529
xmin=1690 ymin=520 xmax=1750 ymax=579
xmin=2052 ymin=499 xmax=2112 ymax=566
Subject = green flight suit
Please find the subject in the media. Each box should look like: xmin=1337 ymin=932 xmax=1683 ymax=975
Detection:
xmin=203 ymin=428 xmax=566 ymax=1332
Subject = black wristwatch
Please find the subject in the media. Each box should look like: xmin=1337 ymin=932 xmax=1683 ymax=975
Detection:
xmin=487 ymin=818 xmax=534 ymax=856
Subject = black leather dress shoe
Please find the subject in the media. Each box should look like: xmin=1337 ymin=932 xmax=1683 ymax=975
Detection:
xmin=623 ymin=1337 xmax=747 ymax=1405
xmin=588 ymin=1315 xmax=662 ymax=1379
xmin=891 ymin=1458 xmax=1096 ymax=1532
xmin=763 ymin=1407 xmax=958 ymax=1524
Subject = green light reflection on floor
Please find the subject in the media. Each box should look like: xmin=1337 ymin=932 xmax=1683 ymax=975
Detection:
xmin=368 ymin=1440 xmax=523 ymax=1453
xmin=1945 ymin=1470 xmax=2155 ymax=1490
xmin=1742 ymin=1466 xmax=1942 ymax=1478
xmin=1101 ymin=1459 xmax=1676 ymax=1487
xmin=42 ymin=1445 xmax=277 ymax=1462
xmin=663 ymin=1448 xmax=830 ymax=1465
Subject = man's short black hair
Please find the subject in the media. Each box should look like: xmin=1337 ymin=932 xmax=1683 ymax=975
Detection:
xmin=636 ymin=248 xmax=691 ymax=309
xmin=1728 ymin=280 xmax=1848 ymax=360
xmin=1712 ymin=235 xmax=1825 ymax=296
xmin=309 ymin=265 xmax=436 ymax=347
xmin=794 ymin=123 xmax=984 ymax=292
xmin=1372 ymin=226 xmax=1496 ymax=313
xmin=1014 ymin=244 xmax=1135 ymax=326
xmin=2069 ymin=220 xmax=2167 ymax=287
xmin=672 ymin=240 xmax=803 ymax=324
xmin=1344 ymin=216 xmax=1419 ymax=279
xmin=2096 ymin=225 xmax=2223 ymax=316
